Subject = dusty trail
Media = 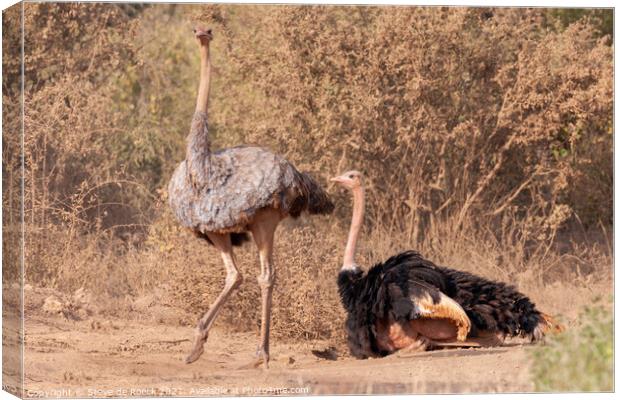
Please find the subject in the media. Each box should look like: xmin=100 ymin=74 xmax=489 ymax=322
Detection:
xmin=20 ymin=311 xmax=535 ymax=397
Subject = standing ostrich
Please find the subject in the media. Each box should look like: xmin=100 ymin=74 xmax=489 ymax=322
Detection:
xmin=331 ymin=171 xmax=563 ymax=358
xmin=168 ymin=27 xmax=333 ymax=367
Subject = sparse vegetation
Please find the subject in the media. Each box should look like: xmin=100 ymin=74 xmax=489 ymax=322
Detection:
xmin=2 ymin=3 xmax=613 ymax=353
xmin=531 ymin=299 xmax=613 ymax=392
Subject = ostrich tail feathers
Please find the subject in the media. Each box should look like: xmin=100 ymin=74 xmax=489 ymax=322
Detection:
xmin=230 ymin=232 xmax=251 ymax=246
xmin=532 ymin=312 xmax=565 ymax=342
xmin=540 ymin=312 xmax=565 ymax=334
xmin=296 ymin=171 xmax=335 ymax=215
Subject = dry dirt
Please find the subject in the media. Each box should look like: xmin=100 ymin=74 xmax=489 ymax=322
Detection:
xmin=2 ymin=286 xmax=555 ymax=398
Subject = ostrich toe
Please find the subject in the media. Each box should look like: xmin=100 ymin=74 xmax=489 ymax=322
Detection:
xmin=184 ymin=332 xmax=208 ymax=364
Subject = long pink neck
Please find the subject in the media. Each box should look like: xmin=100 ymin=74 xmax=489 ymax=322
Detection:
xmin=342 ymin=186 xmax=365 ymax=270
xmin=195 ymin=46 xmax=211 ymax=114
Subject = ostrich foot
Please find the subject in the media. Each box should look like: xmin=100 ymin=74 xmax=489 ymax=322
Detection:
xmin=238 ymin=347 xmax=269 ymax=369
xmin=254 ymin=347 xmax=270 ymax=370
xmin=184 ymin=331 xmax=208 ymax=364
xmin=236 ymin=353 xmax=270 ymax=370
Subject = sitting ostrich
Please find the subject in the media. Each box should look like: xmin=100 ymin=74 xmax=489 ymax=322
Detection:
xmin=168 ymin=27 xmax=333 ymax=367
xmin=331 ymin=171 xmax=563 ymax=358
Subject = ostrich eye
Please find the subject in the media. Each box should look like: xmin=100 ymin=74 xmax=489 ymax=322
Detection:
xmin=348 ymin=174 xmax=354 ymax=179
xmin=192 ymin=28 xmax=196 ymax=33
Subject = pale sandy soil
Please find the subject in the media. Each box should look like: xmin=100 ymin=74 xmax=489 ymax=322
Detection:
xmin=22 ymin=315 xmax=535 ymax=397
xmin=8 ymin=285 xmax=546 ymax=398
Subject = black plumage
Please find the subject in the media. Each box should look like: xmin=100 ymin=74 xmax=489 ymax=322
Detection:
xmin=338 ymin=250 xmax=546 ymax=359
xmin=193 ymin=229 xmax=250 ymax=247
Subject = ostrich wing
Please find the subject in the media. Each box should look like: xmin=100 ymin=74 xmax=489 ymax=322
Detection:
xmin=407 ymin=280 xmax=471 ymax=341
xmin=379 ymin=251 xmax=471 ymax=341
xmin=169 ymin=145 xmax=331 ymax=233
xmin=384 ymin=277 xmax=471 ymax=342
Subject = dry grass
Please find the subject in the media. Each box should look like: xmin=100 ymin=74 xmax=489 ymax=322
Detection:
xmin=16 ymin=206 xmax=610 ymax=345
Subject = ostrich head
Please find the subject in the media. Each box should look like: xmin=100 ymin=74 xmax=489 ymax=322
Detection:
xmin=330 ymin=170 xmax=363 ymax=190
xmin=193 ymin=26 xmax=213 ymax=46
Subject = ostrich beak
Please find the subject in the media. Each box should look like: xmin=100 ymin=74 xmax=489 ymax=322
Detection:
xmin=194 ymin=27 xmax=213 ymax=40
xmin=330 ymin=175 xmax=346 ymax=184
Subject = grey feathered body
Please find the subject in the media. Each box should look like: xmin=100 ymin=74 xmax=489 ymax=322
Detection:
xmin=168 ymin=112 xmax=333 ymax=235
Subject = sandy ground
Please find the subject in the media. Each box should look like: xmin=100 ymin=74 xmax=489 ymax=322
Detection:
xmin=3 ymin=286 xmax=544 ymax=398
xmin=22 ymin=316 xmax=534 ymax=397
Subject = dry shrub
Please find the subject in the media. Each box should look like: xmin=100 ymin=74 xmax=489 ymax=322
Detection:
xmin=2 ymin=4 xmax=22 ymax=284
xmin=151 ymin=212 xmax=344 ymax=340
xmin=217 ymin=6 xmax=612 ymax=237
xmin=2 ymin=4 xmax=612 ymax=343
xmin=3 ymin=4 xmax=197 ymax=284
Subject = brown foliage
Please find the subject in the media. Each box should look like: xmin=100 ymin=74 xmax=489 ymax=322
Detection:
xmin=212 ymin=7 xmax=612 ymax=237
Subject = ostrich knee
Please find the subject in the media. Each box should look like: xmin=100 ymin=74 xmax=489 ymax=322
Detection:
xmin=196 ymin=267 xmax=242 ymax=332
xmin=257 ymin=269 xmax=275 ymax=289
xmin=225 ymin=269 xmax=243 ymax=291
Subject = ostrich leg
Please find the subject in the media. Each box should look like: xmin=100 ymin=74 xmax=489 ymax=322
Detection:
xmin=185 ymin=233 xmax=242 ymax=364
xmin=250 ymin=209 xmax=280 ymax=369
